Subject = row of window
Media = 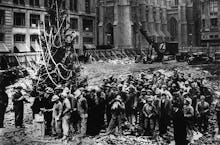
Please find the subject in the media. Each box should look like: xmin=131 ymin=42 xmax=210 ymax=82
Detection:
xmin=201 ymin=0 xmax=218 ymax=16
xmin=0 ymin=33 xmax=38 ymax=42
xmin=202 ymin=18 xmax=218 ymax=28
xmin=0 ymin=11 xmax=94 ymax=32
xmin=7 ymin=0 xmax=91 ymax=13
xmin=202 ymin=34 xmax=219 ymax=40
xmin=0 ymin=33 xmax=94 ymax=44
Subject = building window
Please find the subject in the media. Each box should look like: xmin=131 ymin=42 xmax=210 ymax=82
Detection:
xmin=13 ymin=0 xmax=25 ymax=5
xmin=30 ymin=0 xmax=40 ymax=7
xmin=14 ymin=34 xmax=25 ymax=43
xmin=45 ymin=15 xmax=50 ymax=29
xmin=0 ymin=10 xmax=4 ymax=25
xmin=202 ymin=19 xmax=205 ymax=28
xmin=210 ymin=0 xmax=218 ymax=15
xmin=210 ymin=18 xmax=218 ymax=27
xmin=83 ymin=19 xmax=93 ymax=32
xmin=85 ymin=0 xmax=90 ymax=13
xmin=83 ymin=37 xmax=93 ymax=44
xmin=30 ymin=14 xmax=40 ymax=27
xmin=30 ymin=34 xmax=39 ymax=42
xmin=169 ymin=17 xmax=178 ymax=41
xmin=62 ymin=0 xmax=66 ymax=9
xmin=0 ymin=33 xmax=4 ymax=42
xmin=174 ymin=0 xmax=178 ymax=5
xmin=14 ymin=12 xmax=25 ymax=26
xmin=201 ymin=2 xmax=205 ymax=14
xmin=70 ymin=0 xmax=78 ymax=12
xmin=215 ymin=35 xmax=219 ymax=38
xmin=70 ymin=18 xmax=78 ymax=30
xmin=210 ymin=35 xmax=214 ymax=39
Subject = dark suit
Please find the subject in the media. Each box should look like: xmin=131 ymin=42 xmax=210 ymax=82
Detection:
xmin=12 ymin=91 xmax=24 ymax=127
xmin=158 ymin=99 xmax=172 ymax=135
xmin=173 ymin=109 xmax=187 ymax=145
xmin=0 ymin=89 xmax=8 ymax=128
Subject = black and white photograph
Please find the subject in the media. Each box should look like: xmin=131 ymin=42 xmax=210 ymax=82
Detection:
xmin=0 ymin=0 xmax=220 ymax=144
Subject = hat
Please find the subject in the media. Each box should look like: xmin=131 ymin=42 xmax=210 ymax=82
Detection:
xmin=105 ymin=83 xmax=111 ymax=87
xmin=141 ymin=88 xmax=147 ymax=92
xmin=200 ymin=95 xmax=205 ymax=100
xmin=79 ymin=87 xmax=85 ymax=91
xmin=15 ymin=86 xmax=23 ymax=90
xmin=118 ymin=84 xmax=123 ymax=88
xmin=46 ymin=87 xmax=54 ymax=94
xmin=147 ymin=96 xmax=154 ymax=102
xmin=146 ymin=89 xmax=153 ymax=93
xmin=55 ymin=85 xmax=63 ymax=90
xmin=185 ymin=98 xmax=192 ymax=105
xmin=52 ymin=95 xmax=59 ymax=102
xmin=162 ymin=85 xmax=167 ymax=88
xmin=65 ymin=87 xmax=71 ymax=94
xmin=161 ymin=93 xmax=167 ymax=96
xmin=185 ymin=81 xmax=189 ymax=85
xmin=74 ymin=89 xmax=81 ymax=98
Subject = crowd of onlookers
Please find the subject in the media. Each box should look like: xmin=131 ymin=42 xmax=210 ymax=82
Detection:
xmin=1 ymin=69 xmax=220 ymax=145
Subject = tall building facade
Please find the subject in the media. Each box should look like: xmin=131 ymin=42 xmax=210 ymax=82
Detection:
xmin=167 ymin=0 xmax=201 ymax=47
xmin=200 ymin=0 xmax=220 ymax=46
xmin=0 ymin=0 xmax=97 ymax=53
xmin=97 ymin=0 xmax=200 ymax=49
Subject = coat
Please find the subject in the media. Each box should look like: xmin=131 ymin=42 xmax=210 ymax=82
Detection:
xmin=173 ymin=109 xmax=187 ymax=145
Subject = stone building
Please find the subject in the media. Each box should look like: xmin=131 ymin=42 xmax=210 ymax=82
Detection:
xmin=200 ymin=0 xmax=220 ymax=46
xmin=97 ymin=0 xmax=200 ymax=49
xmin=0 ymin=0 xmax=97 ymax=53
xmin=167 ymin=0 xmax=201 ymax=47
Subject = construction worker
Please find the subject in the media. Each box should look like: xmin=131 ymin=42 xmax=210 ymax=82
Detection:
xmin=51 ymin=95 xmax=63 ymax=138
xmin=12 ymin=86 xmax=29 ymax=128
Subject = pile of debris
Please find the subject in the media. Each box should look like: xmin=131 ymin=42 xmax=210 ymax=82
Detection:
xmin=94 ymin=135 xmax=168 ymax=145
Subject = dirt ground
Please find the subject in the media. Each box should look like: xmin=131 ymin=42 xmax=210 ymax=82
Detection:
xmin=1 ymin=61 xmax=220 ymax=145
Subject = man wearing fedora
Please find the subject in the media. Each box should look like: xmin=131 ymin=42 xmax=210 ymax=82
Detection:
xmin=76 ymin=89 xmax=88 ymax=137
xmin=51 ymin=95 xmax=63 ymax=138
xmin=61 ymin=92 xmax=72 ymax=141
xmin=142 ymin=96 xmax=156 ymax=136
xmin=12 ymin=86 xmax=28 ymax=128
xmin=42 ymin=87 xmax=54 ymax=135
xmin=31 ymin=87 xmax=45 ymax=119
xmin=106 ymin=95 xmax=125 ymax=135
xmin=157 ymin=93 xmax=172 ymax=136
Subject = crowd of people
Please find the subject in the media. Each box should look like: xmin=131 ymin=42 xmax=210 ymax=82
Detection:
xmin=1 ymin=69 xmax=220 ymax=145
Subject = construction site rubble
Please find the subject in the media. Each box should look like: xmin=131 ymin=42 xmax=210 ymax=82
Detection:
xmin=1 ymin=62 xmax=220 ymax=145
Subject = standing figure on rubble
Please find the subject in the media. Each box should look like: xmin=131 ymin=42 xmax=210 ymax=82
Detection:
xmin=43 ymin=87 xmax=54 ymax=135
xmin=183 ymin=98 xmax=194 ymax=142
xmin=12 ymin=86 xmax=29 ymax=128
xmin=125 ymin=86 xmax=137 ymax=125
xmin=158 ymin=93 xmax=172 ymax=137
xmin=197 ymin=95 xmax=209 ymax=133
xmin=61 ymin=93 xmax=72 ymax=141
xmin=172 ymin=102 xmax=187 ymax=145
xmin=0 ymin=85 xmax=8 ymax=128
xmin=76 ymin=89 xmax=88 ymax=138
xmin=142 ymin=96 xmax=156 ymax=136
xmin=31 ymin=87 xmax=45 ymax=119
xmin=106 ymin=95 xmax=125 ymax=135
xmin=51 ymin=95 xmax=63 ymax=138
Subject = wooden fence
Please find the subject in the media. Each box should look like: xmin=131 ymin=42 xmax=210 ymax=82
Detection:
xmin=0 ymin=52 xmax=42 ymax=68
